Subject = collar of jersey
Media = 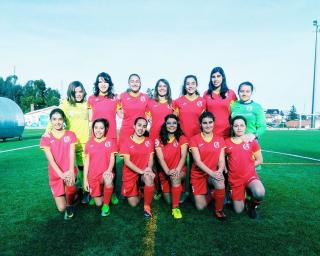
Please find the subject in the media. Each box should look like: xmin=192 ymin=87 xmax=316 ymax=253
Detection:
xmin=129 ymin=91 xmax=140 ymax=98
xmin=201 ymin=132 xmax=213 ymax=143
xmin=51 ymin=130 xmax=66 ymax=139
xmin=239 ymin=100 xmax=253 ymax=105
xmin=99 ymin=92 xmax=107 ymax=96
xmin=185 ymin=95 xmax=199 ymax=101
xmin=94 ymin=137 xmax=107 ymax=143
xmin=130 ymin=135 xmax=145 ymax=144
xmin=231 ymin=137 xmax=244 ymax=144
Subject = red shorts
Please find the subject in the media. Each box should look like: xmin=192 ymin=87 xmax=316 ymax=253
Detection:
xmin=49 ymin=168 xmax=78 ymax=198
xmin=159 ymin=169 xmax=186 ymax=193
xmin=190 ymin=175 xmax=208 ymax=195
xmin=121 ymin=176 xmax=140 ymax=197
xmin=88 ymin=176 xmax=104 ymax=197
xmin=230 ymin=175 xmax=260 ymax=201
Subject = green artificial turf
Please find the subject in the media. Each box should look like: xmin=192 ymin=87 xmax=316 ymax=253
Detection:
xmin=0 ymin=129 xmax=319 ymax=255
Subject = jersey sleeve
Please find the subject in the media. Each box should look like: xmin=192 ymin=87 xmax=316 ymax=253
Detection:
xmin=229 ymin=89 xmax=237 ymax=102
xmin=189 ymin=135 xmax=198 ymax=149
xmin=180 ymin=135 xmax=188 ymax=147
xmin=172 ymin=99 xmax=179 ymax=114
xmin=69 ymin=131 xmax=77 ymax=144
xmin=251 ymin=139 xmax=261 ymax=153
xmin=87 ymin=96 xmax=94 ymax=109
xmin=40 ymin=134 xmax=51 ymax=149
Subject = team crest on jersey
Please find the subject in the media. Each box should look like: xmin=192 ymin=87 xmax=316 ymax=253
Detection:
xmin=173 ymin=141 xmax=179 ymax=147
xmin=140 ymin=96 xmax=146 ymax=102
xmin=213 ymin=142 xmax=220 ymax=149
xmin=197 ymin=101 xmax=203 ymax=107
xmin=246 ymin=105 xmax=253 ymax=111
xmin=145 ymin=140 xmax=151 ymax=147
xmin=64 ymin=136 xmax=71 ymax=143
xmin=243 ymin=143 xmax=250 ymax=150
xmin=50 ymin=139 xmax=55 ymax=144
xmin=155 ymin=139 xmax=160 ymax=147
xmin=105 ymin=141 xmax=111 ymax=148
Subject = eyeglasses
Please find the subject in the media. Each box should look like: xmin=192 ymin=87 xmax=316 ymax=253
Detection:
xmin=166 ymin=121 xmax=177 ymax=125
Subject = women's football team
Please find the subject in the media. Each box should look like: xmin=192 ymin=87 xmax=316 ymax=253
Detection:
xmin=40 ymin=67 xmax=266 ymax=221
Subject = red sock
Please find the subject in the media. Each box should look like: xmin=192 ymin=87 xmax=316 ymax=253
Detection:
xmin=65 ymin=185 xmax=77 ymax=206
xmin=103 ymin=187 xmax=113 ymax=205
xmin=214 ymin=188 xmax=225 ymax=211
xmin=171 ymin=185 xmax=182 ymax=208
xmin=144 ymin=185 xmax=154 ymax=207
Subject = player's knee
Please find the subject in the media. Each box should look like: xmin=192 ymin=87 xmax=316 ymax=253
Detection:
xmin=234 ymin=205 xmax=244 ymax=214
xmin=253 ymin=186 xmax=265 ymax=200
xmin=195 ymin=202 xmax=207 ymax=211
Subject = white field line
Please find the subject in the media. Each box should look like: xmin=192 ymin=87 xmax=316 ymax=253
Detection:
xmin=0 ymin=144 xmax=38 ymax=154
xmin=262 ymin=149 xmax=320 ymax=162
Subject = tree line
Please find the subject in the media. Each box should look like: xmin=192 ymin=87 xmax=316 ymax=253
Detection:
xmin=0 ymin=75 xmax=60 ymax=113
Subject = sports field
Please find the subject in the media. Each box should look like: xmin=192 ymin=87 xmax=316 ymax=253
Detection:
xmin=0 ymin=129 xmax=319 ymax=256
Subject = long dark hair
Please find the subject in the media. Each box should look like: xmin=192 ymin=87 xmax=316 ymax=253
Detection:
xmin=181 ymin=75 xmax=200 ymax=96
xmin=93 ymin=72 xmax=115 ymax=98
xmin=159 ymin=114 xmax=184 ymax=145
xmin=207 ymin=67 xmax=229 ymax=99
xmin=67 ymin=81 xmax=87 ymax=105
xmin=153 ymin=78 xmax=172 ymax=104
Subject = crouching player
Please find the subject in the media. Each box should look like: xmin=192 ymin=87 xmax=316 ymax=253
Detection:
xmin=40 ymin=108 xmax=78 ymax=220
xmin=225 ymin=116 xmax=265 ymax=219
xmin=120 ymin=117 xmax=155 ymax=218
xmin=155 ymin=114 xmax=188 ymax=219
xmin=83 ymin=118 xmax=117 ymax=217
xmin=189 ymin=111 xmax=227 ymax=220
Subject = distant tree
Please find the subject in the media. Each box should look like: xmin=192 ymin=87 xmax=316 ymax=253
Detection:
xmin=146 ymin=88 xmax=154 ymax=98
xmin=288 ymin=105 xmax=299 ymax=120
xmin=45 ymin=87 xmax=60 ymax=106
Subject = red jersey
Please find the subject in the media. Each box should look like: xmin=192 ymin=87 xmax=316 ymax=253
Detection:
xmin=225 ymin=138 xmax=260 ymax=186
xmin=172 ymin=96 xmax=206 ymax=140
xmin=85 ymin=137 xmax=117 ymax=180
xmin=88 ymin=95 xmax=119 ymax=139
xmin=189 ymin=133 xmax=225 ymax=178
xmin=119 ymin=92 xmax=149 ymax=141
xmin=155 ymin=135 xmax=188 ymax=170
xmin=147 ymin=99 xmax=173 ymax=140
xmin=203 ymin=89 xmax=237 ymax=138
xmin=40 ymin=130 xmax=77 ymax=178
xmin=120 ymin=137 xmax=154 ymax=181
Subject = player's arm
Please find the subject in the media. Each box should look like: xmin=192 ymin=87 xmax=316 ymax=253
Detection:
xmin=146 ymin=152 xmax=154 ymax=172
xmin=43 ymin=148 xmax=64 ymax=179
xmin=83 ymin=155 xmax=90 ymax=192
xmin=175 ymin=144 xmax=188 ymax=173
xmin=66 ymin=143 xmax=76 ymax=184
xmin=106 ymin=152 xmax=116 ymax=173
xmin=217 ymin=148 xmax=226 ymax=173
xmin=155 ymin=147 xmax=170 ymax=175
xmin=255 ymin=106 xmax=267 ymax=138
xmin=253 ymin=150 xmax=263 ymax=166
xmin=123 ymin=155 xmax=144 ymax=175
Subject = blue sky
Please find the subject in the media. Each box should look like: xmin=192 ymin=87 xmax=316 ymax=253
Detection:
xmin=1 ymin=0 xmax=319 ymax=113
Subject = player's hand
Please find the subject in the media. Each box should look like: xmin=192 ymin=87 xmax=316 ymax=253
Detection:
xmin=103 ymin=171 xmax=114 ymax=183
xmin=211 ymin=171 xmax=224 ymax=181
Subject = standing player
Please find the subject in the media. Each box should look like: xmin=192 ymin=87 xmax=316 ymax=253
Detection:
xmin=83 ymin=118 xmax=117 ymax=217
xmin=203 ymin=67 xmax=237 ymax=138
xmin=230 ymin=81 xmax=266 ymax=142
xmin=118 ymin=74 xmax=149 ymax=145
xmin=46 ymin=81 xmax=89 ymax=197
xmin=88 ymin=72 xmax=121 ymax=141
xmin=88 ymin=72 xmax=121 ymax=204
xmin=173 ymin=75 xmax=206 ymax=140
xmin=120 ymin=117 xmax=155 ymax=218
xmin=225 ymin=116 xmax=265 ymax=219
xmin=155 ymin=114 xmax=188 ymax=219
xmin=147 ymin=79 xmax=173 ymax=140
xmin=189 ymin=111 xmax=227 ymax=220
xmin=40 ymin=108 xmax=78 ymax=220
